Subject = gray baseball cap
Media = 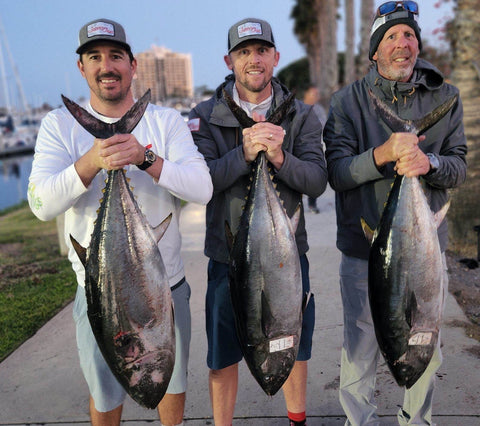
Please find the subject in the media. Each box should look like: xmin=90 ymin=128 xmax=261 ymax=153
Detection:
xmin=76 ymin=18 xmax=132 ymax=55
xmin=227 ymin=18 xmax=275 ymax=53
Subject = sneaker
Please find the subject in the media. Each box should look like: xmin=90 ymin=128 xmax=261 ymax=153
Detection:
xmin=309 ymin=206 xmax=320 ymax=214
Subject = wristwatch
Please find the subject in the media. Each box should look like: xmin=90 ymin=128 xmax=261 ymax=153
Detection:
xmin=137 ymin=148 xmax=156 ymax=170
xmin=426 ymin=153 xmax=439 ymax=173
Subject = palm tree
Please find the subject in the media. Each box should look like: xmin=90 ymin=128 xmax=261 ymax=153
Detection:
xmin=344 ymin=0 xmax=355 ymax=84
xmin=291 ymin=0 xmax=338 ymax=109
xmin=357 ymin=0 xmax=374 ymax=77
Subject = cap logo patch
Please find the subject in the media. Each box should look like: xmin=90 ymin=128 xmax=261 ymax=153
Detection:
xmin=87 ymin=22 xmax=114 ymax=39
xmin=237 ymin=22 xmax=262 ymax=39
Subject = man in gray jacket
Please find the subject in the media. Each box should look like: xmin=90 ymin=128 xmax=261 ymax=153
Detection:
xmin=323 ymin=2 xmax=467 ymax=425
xmin=189 ymin=18 xmax=327 ymax=426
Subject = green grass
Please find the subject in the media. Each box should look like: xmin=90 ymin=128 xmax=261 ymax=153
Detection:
xmin=0 ymin=203 xmax=76 ymax=361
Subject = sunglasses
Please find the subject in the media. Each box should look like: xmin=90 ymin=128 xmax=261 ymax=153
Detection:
xmin=376 ymin=1 xmax=419 ymax=18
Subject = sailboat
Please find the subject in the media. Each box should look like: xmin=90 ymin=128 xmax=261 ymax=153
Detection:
xmin=0 ymin=14 xmax=41 ymax=158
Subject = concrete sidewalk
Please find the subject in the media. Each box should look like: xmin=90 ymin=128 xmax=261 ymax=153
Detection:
xmin=1 ymin=186 xmax=479 ymax=425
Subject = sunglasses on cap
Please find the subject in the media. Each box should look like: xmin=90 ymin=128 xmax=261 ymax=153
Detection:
xmin=376 ymin=1 xmax=419 ymax=18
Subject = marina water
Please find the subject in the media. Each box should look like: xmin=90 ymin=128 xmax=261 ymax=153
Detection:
xmin=0 ymin=154 xmax=32 ymax=211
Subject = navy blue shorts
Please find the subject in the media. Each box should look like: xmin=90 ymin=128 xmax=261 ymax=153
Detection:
xmin=205 ymin=254 xmax=315 ymax=370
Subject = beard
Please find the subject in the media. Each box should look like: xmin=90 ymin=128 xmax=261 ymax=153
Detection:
xmin=375 ymin=52 xmax=416 ymax=83
xmin=93 ymin=73 xmax=131 ymax=103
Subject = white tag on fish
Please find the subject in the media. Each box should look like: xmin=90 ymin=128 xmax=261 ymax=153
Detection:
xmin=269 ymin=336 xmax=294 ymax=353
xmin=408 ymin=332 xmax=433 ymax=346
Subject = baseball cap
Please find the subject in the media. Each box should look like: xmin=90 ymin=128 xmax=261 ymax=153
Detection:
xmin=369 ymin=2 xmax=422 ymax=60
xmin=76 ymin=18 xmax=132 ymax=55
xmin=227 ymin=18 xmax=275 ymax=53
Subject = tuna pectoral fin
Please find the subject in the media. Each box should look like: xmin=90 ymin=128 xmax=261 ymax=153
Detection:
xmin=152 ymin=213 xmax=172 ymax=243
xmin=405 ymin=291 xmax=418 ymax=328
xmin=289 ymin=204 xmax=302 ymax=234
xmin=70 ymin=235 xmax=87 ymax=268
xmin=433 ymin=200 xmax=450 ymax=228
xmin=360 ymin=217 xmax=375 ymax=245
xmin=261 ymin=290 xmax=274 ymax=336
xmin=302 ymin=291 xmax=312 ymax=313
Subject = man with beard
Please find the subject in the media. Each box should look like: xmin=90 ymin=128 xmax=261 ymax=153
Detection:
xmin=323 ymin=2 xmax=467 ymax=425
xmin=188 ymin=18 xmax=327 ymax=426
xmin=28 ymin=18 xmax=212 ymax=426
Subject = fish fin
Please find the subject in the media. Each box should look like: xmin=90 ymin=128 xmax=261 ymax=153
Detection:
xmin=433 ymin=200 xmax=450 ymax=228
xmin=114 ymin=89 xmax=151 ymax=134
xmin=302 ymin=291 xmax=312 ymax=313
xmin=61 ymin=95 xmax=114 ymax=139
xmin=151 ymin=213 xmax=172 ymax=243
xmin=412 ymin=95 xmax=458 ymax=135
xmin=69 ymin=235 xmax=87 ymax=268
xmin=61 ymin=89 xmax=150 ymax=138
xmin=289 ymin=204 xmax=302 ymax=234
xmin=225 ymin=221 xmax=234 ymax=253
xmin=222 ymin=87 xmax=256 ymax=128
xmin=368 ymin=89 xmax=458 ymax=135
xmin=261 ymin=290 xmax=274 ymax=336
xmin=360 ymin=217 xmax=375 ymax=245
xmin=268 ymin=90 xmax=296 ymax=125
xmin=405 ymin=291 xmax=418 ymax=328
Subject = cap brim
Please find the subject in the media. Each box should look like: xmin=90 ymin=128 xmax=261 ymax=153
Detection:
xmin=76 ymin=39 xmax=132 ymax=55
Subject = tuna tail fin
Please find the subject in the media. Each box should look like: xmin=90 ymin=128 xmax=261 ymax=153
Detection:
xmin=368 ymin=89 xmax=458 ymax=135
xmin=70 ymin=235 xmax=87 ymax=268
xmin=151 ymin=213 xmax=172 ymax=243
xmin=289 ymin=204 xmax=302 ymax=234
xmin=433 ymin=200 xmax=450 ymax=228
xmin=222 ymin=86 xmax=295 ymax=128
xmin=114 ymin=90 xmax=151 ymax=134
xmin=360 ymin=217 xmax=375 ymax=245
xmin=225 ymin=221 xmax=234 ymax=253
xmin=61 ymin=89 xmax=151 ymax=138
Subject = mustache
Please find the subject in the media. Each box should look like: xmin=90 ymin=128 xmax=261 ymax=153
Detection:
xmin=97 ymin=73 xmax=121 ymax=81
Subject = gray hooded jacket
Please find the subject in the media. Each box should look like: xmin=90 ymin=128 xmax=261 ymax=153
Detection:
xmin=324 ymin=58 xmax=467 ymax=260
xmin=190 ymin=75 xmax=328 ymax=263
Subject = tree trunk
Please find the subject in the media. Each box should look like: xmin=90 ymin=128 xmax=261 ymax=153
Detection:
xmin=344 ymin=0 xmax=355 ymax=84
xmin=316 ymin=0 xmax=338 ymax=109
xmin=358 ymin=0 xmax=374 ymax=77
xmin=448 ymin=0 xmax=480 ymax=256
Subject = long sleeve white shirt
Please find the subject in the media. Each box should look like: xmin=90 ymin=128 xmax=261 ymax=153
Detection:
xmin=28 ymin=102 xmax=212 ymax=288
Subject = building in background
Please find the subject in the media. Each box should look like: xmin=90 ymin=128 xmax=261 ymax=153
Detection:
xmin=133 ymin=45 xmax=194 ymax=104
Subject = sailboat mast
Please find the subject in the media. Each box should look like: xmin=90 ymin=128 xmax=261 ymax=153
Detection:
xmin=0 ymin=14 xmax=30 ymax=115
xmin=0 ymin=21 xmax=11 ymax=111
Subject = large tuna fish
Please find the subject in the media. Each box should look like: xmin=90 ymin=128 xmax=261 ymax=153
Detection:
xmin=64 ymin=90 xmax=176 ymax=409
xmin=363 ymin=90 xmax=457 ymax=388
xmin=224 ymin=91 xmax=304 ymax=395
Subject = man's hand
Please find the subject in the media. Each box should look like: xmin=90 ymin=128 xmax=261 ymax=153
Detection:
xmin=374 ymin=133 xmax=429 ymax=177
xmin=75 ymin=133 xmax=146 ymax=187
xmin=242 ymin=111 xmax=285 ymax=169
xmin=95 ymin=133 xmax=145 ymax=170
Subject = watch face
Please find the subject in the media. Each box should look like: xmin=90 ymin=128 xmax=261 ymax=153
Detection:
xmin=138 ymin=149 xmax=156 ymax=170
xmin=427 ymin=153 xmax=439 ymax=170
xmin=145 ymin=149 xmax=156 ymax=163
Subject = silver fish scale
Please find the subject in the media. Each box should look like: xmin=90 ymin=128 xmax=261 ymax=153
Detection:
xmin=85 ymin=169 xmax=175 ymax=408
xmin=369 ymin=175 xmax=444 ymax=388
xmin=229 ymin=152 xmax=302 ymax=396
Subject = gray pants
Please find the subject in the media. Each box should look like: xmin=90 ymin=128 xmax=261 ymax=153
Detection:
xmin=339 ymin=254 xmax=448 ymax=426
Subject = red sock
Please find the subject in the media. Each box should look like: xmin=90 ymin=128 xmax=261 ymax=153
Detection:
xmin=288 ymin=410 xmax=306 ymax=425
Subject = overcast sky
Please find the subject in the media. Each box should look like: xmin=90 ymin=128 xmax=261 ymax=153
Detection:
xmin=0 ymin=0 xmax=452 ymax=109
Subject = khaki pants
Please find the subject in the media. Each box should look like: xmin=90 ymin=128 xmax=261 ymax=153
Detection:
xmin=338 ymin=254 xmax=448 ymax=426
